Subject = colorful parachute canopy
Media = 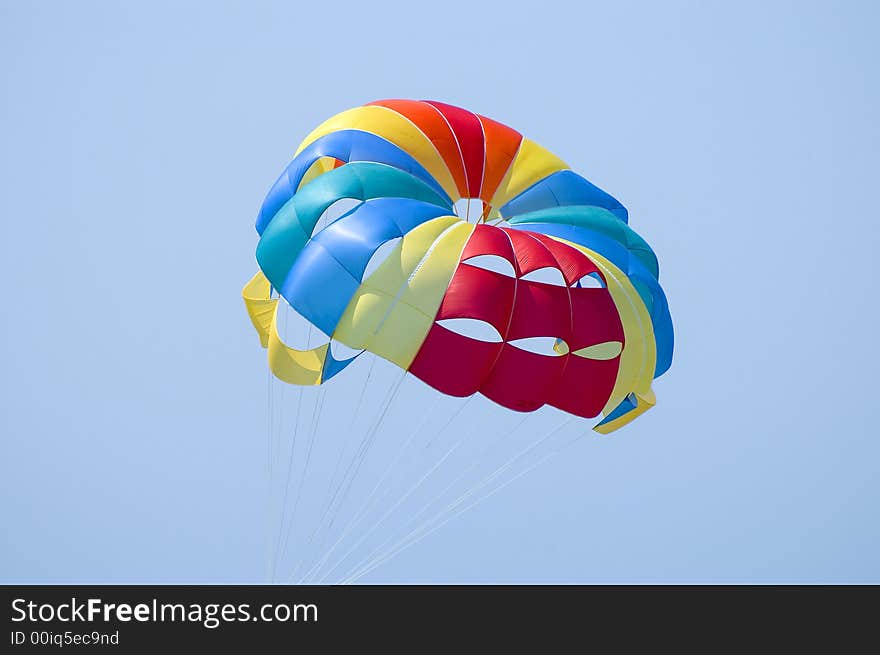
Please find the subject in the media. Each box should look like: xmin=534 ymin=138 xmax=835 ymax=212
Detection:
xmin=244 ymin=100 xmax=673 ymax=433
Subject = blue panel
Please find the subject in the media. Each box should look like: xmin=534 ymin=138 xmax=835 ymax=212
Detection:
xmin=649 ymin=285 xmax=674 ymax=377
xmin=256 ymin=130 xmax=451 ymax=234
xmin=322 ymin=349 xmax=360 ymax=382
xmin=258 ymin=170 xmax=296 ymax=236
xmin=499 ymin=170 xmax=628 ymax=223
xmin=599 ymin=395 xmax=638 ymax=425
xmin=279 ymin=197 xmax=452 ymax=336
xmin=279 ymin=241 xmax=361 ymax=335
xmin=312 ymin=198 xmax=451 ymax=280
xmin=256 ymin=163 xmax=452 ymax=289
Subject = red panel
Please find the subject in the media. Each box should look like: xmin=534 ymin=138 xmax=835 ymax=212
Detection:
xmin=502 ymin=228 xmax=560 ymax=274
xmin=411 ymin=222 xmax=628 ymax=418
xmin=530 ymin=233 xmax=603 ymax=285
xmin=567 ymin=287 xmax=624 ymax=350
xmin=367 ymin=99 xmax=469 ymax=198
xmin=481 ymin=346 xmax=566 ymax=413
xmin=425 ymin=101 xmax=485 ymax=198
xmin=436 ymin=264 xmax=516 ymax=337
xmin=506 ymin=280 xmax=572 ymax=343
xmin=549 ymin=356 xmax=620 ymax=418
xmin=409 ymin=324 xmax=502 ymax=397
xmin=461 ymin=223 xmax=516 ymax=264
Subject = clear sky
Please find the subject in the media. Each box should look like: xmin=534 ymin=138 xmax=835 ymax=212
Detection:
xmin=2 ymin=0 xmax=878 ymax=583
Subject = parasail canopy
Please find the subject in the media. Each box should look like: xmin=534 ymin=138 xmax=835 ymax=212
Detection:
xmin=244 ymin=99 xmax=673 ymax=433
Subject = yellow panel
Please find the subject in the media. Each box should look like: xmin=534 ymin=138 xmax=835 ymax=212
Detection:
xmin=242 ymin=271 xmax=277 ymax=348
xmin=294 ymin=105 xmax=459 ymax=201
xmin=332 ymin=291 xmax=388 ymax=351
xmin=398 ymin=221 xmax=474 ymax=317
xmin=267 ymin=303 xmax=327 ymax=386
xmin=593 ymin=389 xmax=656 ymax=435
xmin=356 ymin=215 xmax=459 ymax=298
xmin=331 ymin=291 xmax=432 ymax=369
xmin=367 ymin=299 xmax=435 ymax=369
xmin=490 ymin=138 xmax=569 ymax=210
xmin=332 ymin=217 xmax=474 ymax=369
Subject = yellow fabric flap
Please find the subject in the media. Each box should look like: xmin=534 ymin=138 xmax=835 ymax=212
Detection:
xmin=267 ymin=302 xmax=327 ymax=386
xmin=593 ymin=389 xmax=656 ymax=435
xmin=242 ymin=271 xmax=277 ymax=348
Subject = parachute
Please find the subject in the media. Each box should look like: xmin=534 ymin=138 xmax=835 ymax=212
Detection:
xmin=244 ymin=100 xmax=673 ymax=582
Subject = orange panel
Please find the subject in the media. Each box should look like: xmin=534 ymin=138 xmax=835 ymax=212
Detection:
xmin=367 ymin=99 xmax=469 ymax=199
xmin=478 ymin=114 xmax=522 ymax=209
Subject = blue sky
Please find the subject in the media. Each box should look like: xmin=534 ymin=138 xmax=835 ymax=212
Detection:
xmin=2 ymin=0 xmax=878 ymax=583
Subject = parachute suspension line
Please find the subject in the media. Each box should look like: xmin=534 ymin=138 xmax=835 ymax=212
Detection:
xmin=311 ymin=398 xmax=505 ymax=584
xmin=268 ymin=302 xmax=294 ymax=575
xmin=297 ymin=391 xmax=465 ymax=584
xmin=291 ymin=379 xmax=462 ymax=584
xmin=268 ymin=363 xmax=289 ymax=581
xmin=326 ymin=409 xmax=529 ymax=584
xmin=343 ymin=431 xmax=584 ymax=585
xmin=265 ymin=366 xmax=274 ymax=582
xmin=279 ymin=383 xmax=327 ymax=578
xmin=315 ymin=396 xmax=488 ymax=575
xmin=266 ymin=286 xmax=278 ymax=582
xmin=273 ymin=298 xmax=292 ymax=476
xmin=316 ymin=413 xmax=488 ymax=584
xmin=321 ymin=354 xmax=379 ymax=518
xmin=424 ymin=396 xmax=472 ymax=450
xmin=310 ymin=393 xmax=442 ymax=571
xmin=341 ymin=418 xmax=582 ymax=585
xmin=349 ymin=353 xmax=377 ymax=428
xmin=295 ymin=370 xmax=407 ymax=583
xmin=315 ymin=353 xmax=379 ymax=522
xmin=425 ymin=412 xmax=533 ymax=509
xmin=268 ymin=315 xmax=317 ymax=581
xmin=288 ymin=353 xmax=379 ymax=583
xmin=271 ymin=373 xmax=285 ymax=501
xmin=267 ymin=367 xmax=273 ymax=478
xmin=338 ymin=392 xmax=468 ymax=535
xmin=269 ymin=384 xmax=303 ymax=582
xmin=323 ymin=369 xmax=407 ymax=531
xmin=338 ymin=416 xmax=580 ymax=584
xmin=295 ymin=370 xmax=407 ymax=584
xmin=381 ymin=411 xmax=533 ymax=553
xmin=311 ymin=396 xmax=470 ymax=583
